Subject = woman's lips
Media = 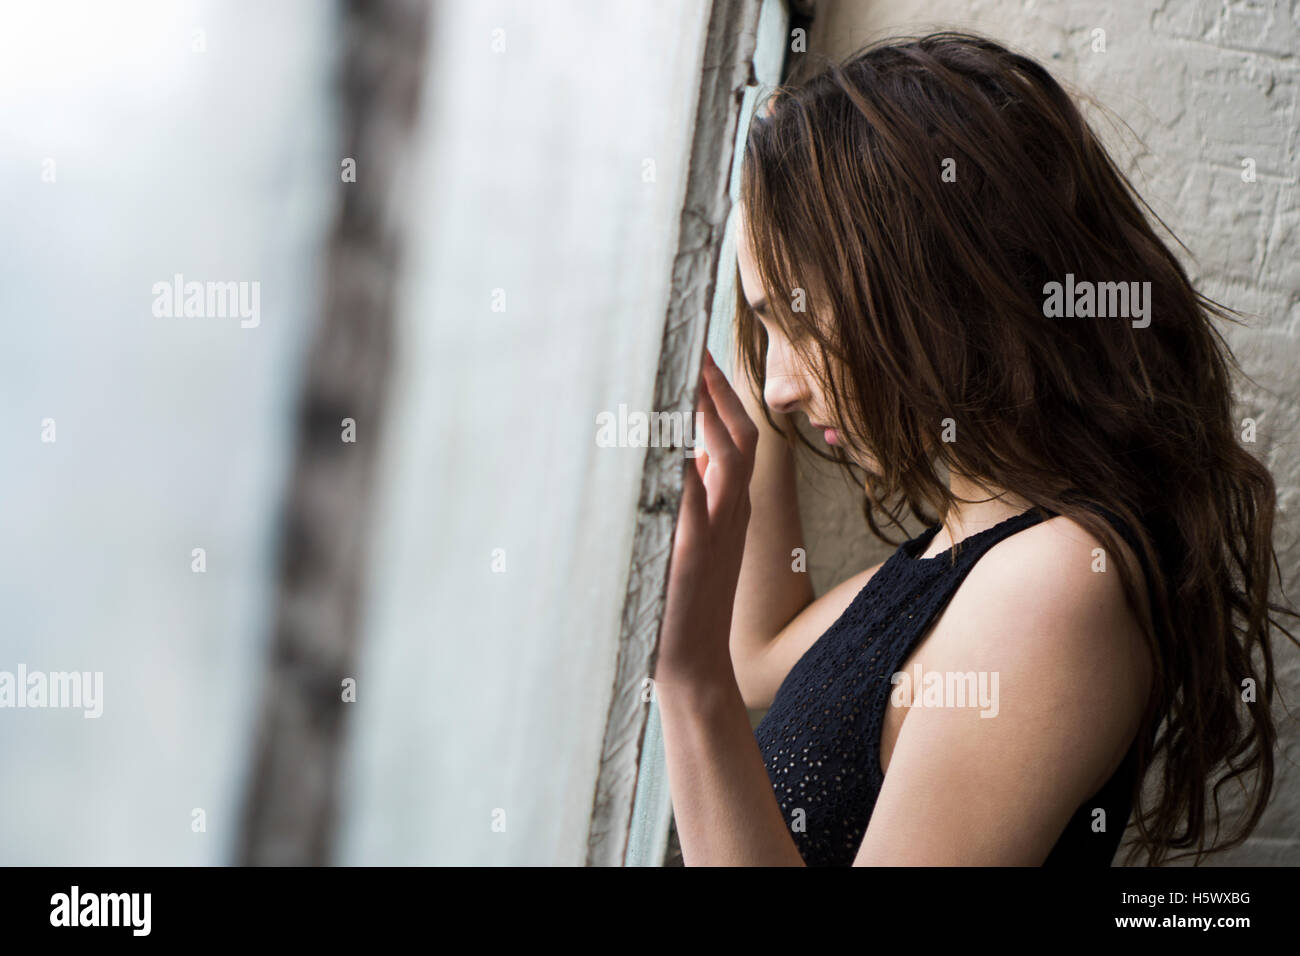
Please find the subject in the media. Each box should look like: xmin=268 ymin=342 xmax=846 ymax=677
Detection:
xmin=810 ymin=422 xmax=838 ymax=445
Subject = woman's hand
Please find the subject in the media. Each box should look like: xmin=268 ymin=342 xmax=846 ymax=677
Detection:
xmin=652 ymin=351 xmax=807 ymax=866
xmin=656 ymin=348 xmax=759 ymax=691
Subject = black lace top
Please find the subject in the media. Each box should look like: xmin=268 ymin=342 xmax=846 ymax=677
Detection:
xmin=754 ymin=507 xmax=1138 ymax=866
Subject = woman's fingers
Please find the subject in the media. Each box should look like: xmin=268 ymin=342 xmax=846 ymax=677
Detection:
xmin=679 ymin=437 xmax=708 ymax=536
xmin=673 ymin=354 xmax=752 ymax=578
xmin=695 ymin=365 xmax=740 ymax=480
xmin=702 ymin=349 xmax=759 ymax=462
xmin=694 ymin=447 xmax=710 ymax=481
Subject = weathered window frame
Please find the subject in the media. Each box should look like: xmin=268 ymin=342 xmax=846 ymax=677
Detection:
xmin=586 ymin=0 xmax=801 ymax=868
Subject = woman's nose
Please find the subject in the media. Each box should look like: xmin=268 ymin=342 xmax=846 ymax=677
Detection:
xmin=764 ymin=357 xmax=804 ymax=415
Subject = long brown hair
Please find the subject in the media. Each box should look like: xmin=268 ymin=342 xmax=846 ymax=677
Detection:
xmin=735 ymin=31 xmax=1297 ymax=865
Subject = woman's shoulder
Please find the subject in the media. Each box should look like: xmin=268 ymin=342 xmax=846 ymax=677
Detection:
xmin=950 ymin=512 xmax=1149 ymax=656
xmin=985 ymin=512 xmax=1149 ymax=619
xmin=921 ymin=513 xmax=1153 ymax=790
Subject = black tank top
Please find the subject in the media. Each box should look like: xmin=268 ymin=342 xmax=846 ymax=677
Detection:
xmin=754 ymin=507 xmax=1140 ymax=866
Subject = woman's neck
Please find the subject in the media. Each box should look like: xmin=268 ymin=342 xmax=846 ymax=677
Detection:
xmin=924 ymin=472 xmax=1035 ymax=556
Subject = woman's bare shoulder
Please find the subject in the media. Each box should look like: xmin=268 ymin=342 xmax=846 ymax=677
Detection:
xmin=973 ymin=513 xmax=1147 ymax=617
xmin=922 ymin=514 xmax=1153 ymax=786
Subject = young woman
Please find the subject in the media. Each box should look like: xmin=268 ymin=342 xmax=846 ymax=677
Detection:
xmin=652 ymin=32 xmax=1295 ymax=866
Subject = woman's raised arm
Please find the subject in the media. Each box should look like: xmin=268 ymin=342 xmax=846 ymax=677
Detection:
xmin=724 ymin=343 xmax=814 ymax=707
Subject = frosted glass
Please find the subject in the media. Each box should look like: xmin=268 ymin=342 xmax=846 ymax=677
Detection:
xmin=334 ymin=0 xmax=711 ymax=865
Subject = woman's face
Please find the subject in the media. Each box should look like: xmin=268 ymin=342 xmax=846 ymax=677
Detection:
xmin=735 ymin=205 xmax=843 ymax=449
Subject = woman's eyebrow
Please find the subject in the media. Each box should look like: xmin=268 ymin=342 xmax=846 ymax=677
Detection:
xmin=749 ymin=296 xmax=770 ymax=315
